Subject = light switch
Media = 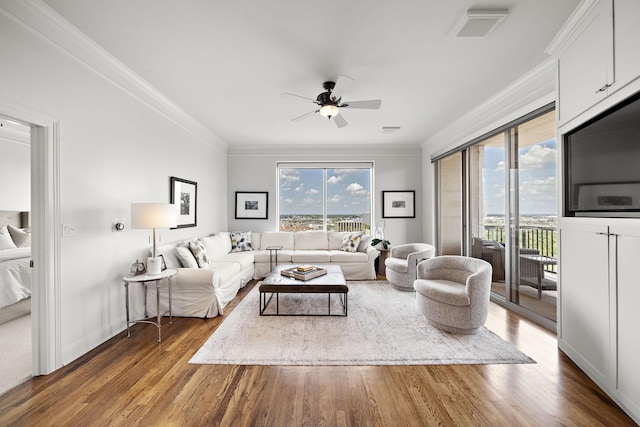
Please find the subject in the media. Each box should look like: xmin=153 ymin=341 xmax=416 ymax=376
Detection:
xmin=62 ymin=224 xmax=78 ymax=236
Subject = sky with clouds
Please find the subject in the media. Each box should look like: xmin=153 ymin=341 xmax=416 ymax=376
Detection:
xmin=484 ymin=139 xmax=557 ymax=215
xmin=279 ymin=168 xmax=371 ymax=215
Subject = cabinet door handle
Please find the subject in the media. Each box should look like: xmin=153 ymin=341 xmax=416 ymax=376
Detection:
xmin=596 ymin=232 xmax=618 ymax=237
xmin=595 ymin=83 xmax=613 ymax=94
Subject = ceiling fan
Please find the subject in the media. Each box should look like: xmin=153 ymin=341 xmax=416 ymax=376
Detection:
xmin=281 ymin=75 xmax=382 ymax=128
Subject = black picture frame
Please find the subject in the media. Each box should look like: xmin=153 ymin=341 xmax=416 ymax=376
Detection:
xmin=170 ymin=176 xmax=197 ymax=228
xmin=235 ymin=191 xmax=268 ymax=219
xmin=382 ymin=190 xmax=415 ymax=218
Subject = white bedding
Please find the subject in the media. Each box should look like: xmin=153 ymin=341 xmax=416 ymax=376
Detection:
xmin=0 ymin=247 xmax=32 ymax=309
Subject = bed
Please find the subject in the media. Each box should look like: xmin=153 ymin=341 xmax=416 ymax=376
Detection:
xmin=0 ymin=211 xmax=32 ymax=325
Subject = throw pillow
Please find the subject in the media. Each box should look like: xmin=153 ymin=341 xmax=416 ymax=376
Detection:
xmin=339 ymin=233 xmax=362 ymax=253
xmin=7 ymin=224 xmax=31 ymax=248
xmin=0 ymin=225 xmax=17 ymax=250
xmin=175 ymin=244 xmax=199 ymax=268
xmin=230 ymin=231 xmax=252 ymax=252
xmin=188 ymin=240 xmax=210 ymax=268
xmin=357 ymin=234 xmax=372 ymax=252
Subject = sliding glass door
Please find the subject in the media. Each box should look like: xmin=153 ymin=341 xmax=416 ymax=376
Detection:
xmin=435 ymin=106 xmax=557 ymax=325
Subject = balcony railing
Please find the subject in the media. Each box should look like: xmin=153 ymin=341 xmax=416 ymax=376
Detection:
xmin=483 ymin=225 xmax=557 ymax=273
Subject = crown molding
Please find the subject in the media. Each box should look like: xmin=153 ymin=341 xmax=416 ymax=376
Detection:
xmin=422 ymin=59 xmax=556 ymax=158
xmin=0 ymin=0 xmax=228 ymax=153
xmin=545 ymin=0 xmax=599 ymax=57
xmin=228 ymin=143 xmax=422 ymax=157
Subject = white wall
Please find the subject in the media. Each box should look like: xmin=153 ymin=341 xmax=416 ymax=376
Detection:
xmin=0 ymin=5 xmax=227 ymax=364
xmin=0 ymin=138 xmax=30 ymax=211
xmin=227 ymin=146 xmax=426 ymax=246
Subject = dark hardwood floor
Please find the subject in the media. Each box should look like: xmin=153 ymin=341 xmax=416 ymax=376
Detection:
xmin=0 ymin=280 xmax=635 ymax=426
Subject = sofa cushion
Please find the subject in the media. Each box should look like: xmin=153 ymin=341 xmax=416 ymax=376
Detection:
xmin=260 ymin=232 xmax=294 ymax=250
xmin=253 ymin=249 xmax=293 ymax=263
xmin=339 ymin=233 xmax=362 ymax=252
xmin=415 ymin=279 xmax=470 ymax=307
xmin=176 ymin=244 xmax=199 ymax=268
xmin=291 ymin=250 xmax=330 ymax=263
xmin=221 ymin=252 xmax=254 ymax=269
xmin=216 ymin=232 xmax=233 ymax=254
xmin=230 ymin=231 xmax=253 ymax=252
xmin=188 ymin=240 xmax=210 ymax=268
xmin=328 ymin=231 xmax=347 ymax=250
xmin=294 ymin=231 xmax=328 ymax=250
xmin=157 ymin=243 xmax=181 ymax=269
xmin=200 ymin=235 xmax=229 ymax=259
xmin=385 ymin=256 xmax=408 ymax=273
xmin=329 ymin=250 xmax=369 ymax=262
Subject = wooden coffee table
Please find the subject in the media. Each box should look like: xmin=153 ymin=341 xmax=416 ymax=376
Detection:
xmin=259 ymin=264 xmax=348 ymax=316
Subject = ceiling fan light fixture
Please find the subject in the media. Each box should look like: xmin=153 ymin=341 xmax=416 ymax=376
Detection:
xmin=319 ymin=104 xmax=339 ymax=119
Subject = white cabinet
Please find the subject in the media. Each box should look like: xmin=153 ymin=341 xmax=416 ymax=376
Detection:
xmin=559 ymin=220 xmax=640 ymax=423
xmin=609 ymin=225 xmax=640 ymax=417
xmin=613 ymin=0 xmax=640 ymax=92
xmin=557 ymin=0 xmax=613 ymax=125
xmin=558 ymin=222 xmax=610 ymax=384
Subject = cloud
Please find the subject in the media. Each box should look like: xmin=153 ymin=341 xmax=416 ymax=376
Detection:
xmin=520 ymin=145 xmax=556 ymax=168
xmin=327 ymin=195 xmax=342 ymax=205
xmin=327 ymin=175 xmax=344 ymax=185
xmin=346 ymin=182 xmax=367 ymax=195
xmin=307 ymin=188 xmax=319 ymax=195
xmin=295 ymin=184 xmax=304 ymax=192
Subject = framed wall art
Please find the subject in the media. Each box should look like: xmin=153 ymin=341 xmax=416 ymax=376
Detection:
xmin=170 ymin=176 xmax=197 ymax=228
xmin=235 ymin=191 xmax=268 ymax=219
xmin=382 ymin=190 xmax=415 ymax=218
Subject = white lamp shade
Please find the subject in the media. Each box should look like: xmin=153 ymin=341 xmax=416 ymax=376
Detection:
xmin=131 ymin=203 xmax=178 ymax=229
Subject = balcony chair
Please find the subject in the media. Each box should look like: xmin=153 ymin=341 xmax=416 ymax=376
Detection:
xmin=413 ymin=255 xmax=492 ymax=334
xmin=384 ymin=243 xmax=435 ymax=291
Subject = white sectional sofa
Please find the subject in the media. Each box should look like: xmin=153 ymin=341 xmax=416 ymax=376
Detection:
xmin=146 ymin=230 xmax=378 ymax=318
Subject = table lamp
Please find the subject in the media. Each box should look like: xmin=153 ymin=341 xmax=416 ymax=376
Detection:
xmin=131 ymin=203 xmax=178 ymax=275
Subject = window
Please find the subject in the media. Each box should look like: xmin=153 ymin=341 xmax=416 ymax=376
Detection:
xmin=278 ymin=163 xmax=373 ymax=232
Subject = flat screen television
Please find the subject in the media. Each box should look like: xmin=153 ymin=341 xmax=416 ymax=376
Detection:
xmin=564 ymin=91 xmax=640 ymax=217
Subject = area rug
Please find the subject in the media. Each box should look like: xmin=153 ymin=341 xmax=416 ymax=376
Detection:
xmin=189 ymin=282 xmax=534 ymax=366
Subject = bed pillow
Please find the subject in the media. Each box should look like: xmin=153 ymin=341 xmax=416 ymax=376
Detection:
xmin=230 ymin=231 xmax=253 ymax=252
xmin=7 ymin=224 xmax=31 ymax=248
xmin=339 ymin=233 xmax=362 ymax=253
xmin=188 ymin=240 xmax=210 ymax=268
xmin=0 ymin=225 xmax=17 ymax=250
xmin=175 ymin=244 xmax=199 ymax=268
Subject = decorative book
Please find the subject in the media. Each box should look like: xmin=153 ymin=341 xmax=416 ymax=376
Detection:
xmin=281 ymin=266 xmax=327 ymax=281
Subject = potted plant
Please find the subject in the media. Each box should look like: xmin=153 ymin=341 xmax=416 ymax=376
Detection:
xmin=371 ymin=238 xmax=390 ymax=250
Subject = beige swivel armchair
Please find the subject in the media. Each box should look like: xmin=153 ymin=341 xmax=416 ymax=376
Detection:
xmin=384 ymin=243 xmax=435 ymax=291
xmin=413 ymin=256 xmax=492 ymax=334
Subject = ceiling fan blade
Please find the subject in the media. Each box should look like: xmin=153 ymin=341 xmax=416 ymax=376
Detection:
xmin=334 ymin=114 xmax=348 ymax=128
xmin=342 ymin=99 xmax=382 ymax=109
xmin=330 ymin=75 xmax=354 ymax=101
xmin=291 ymin=110 xmax=317 ymax=122
xmin=281 ymin=92 xmax=316 ymax=103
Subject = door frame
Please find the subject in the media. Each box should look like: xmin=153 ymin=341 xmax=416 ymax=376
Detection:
xmin=0 ymin=102 xmax=61 ymax=375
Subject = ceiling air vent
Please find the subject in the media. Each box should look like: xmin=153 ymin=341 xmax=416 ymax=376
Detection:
xmin=455 ymin=9 xmax=508 ymax=38
xmin=382 ymin=126 xmax=401 ymax=134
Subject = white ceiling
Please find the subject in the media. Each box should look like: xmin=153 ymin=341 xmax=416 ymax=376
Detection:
xmin=43 ymin=0 xmax=578 ymax=148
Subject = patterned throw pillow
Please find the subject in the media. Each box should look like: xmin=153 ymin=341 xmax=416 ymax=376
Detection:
xmin=339 ymin=233 xmax=362 ymax=253
xmin=7 ymin=224 xmax=31 ymax=248
xmin=230 ymin=231 xmax=252 ymax=252
xmin=188 ymin=240 xmax=210 ymax=268
xmin=175 ymin=244 xmax=199 ymax=268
